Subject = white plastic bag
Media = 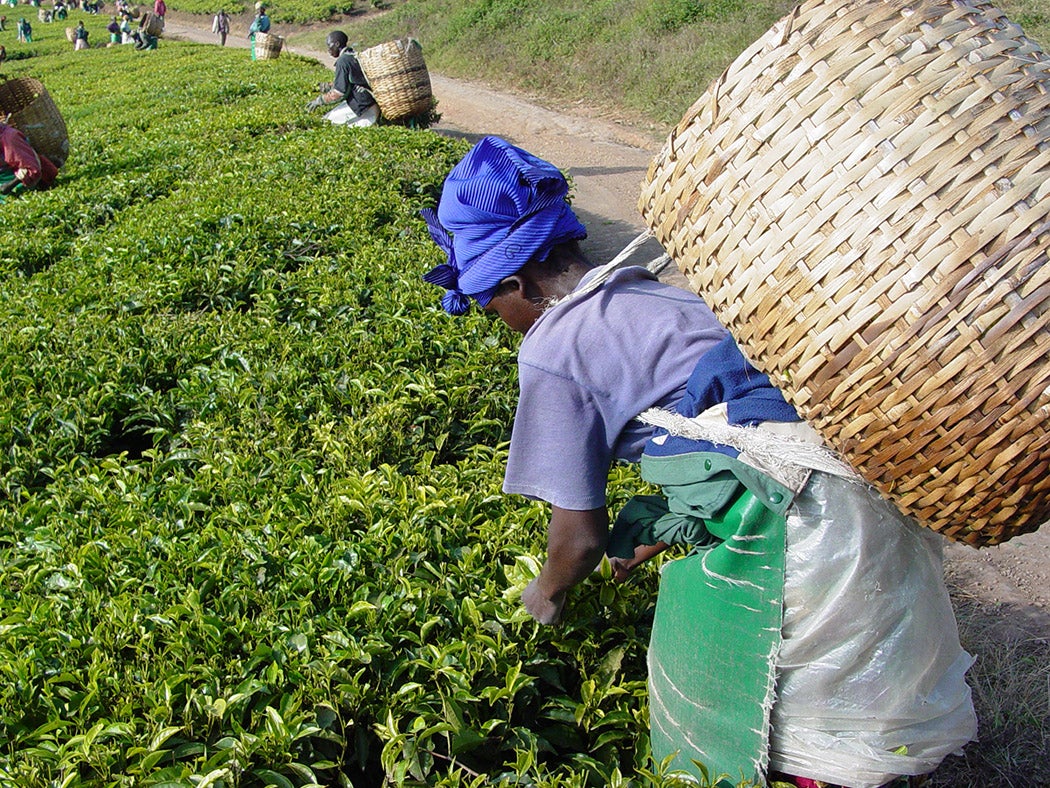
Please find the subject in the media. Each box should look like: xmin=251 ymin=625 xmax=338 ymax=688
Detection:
xmin=768 ymin=472 xmax=977 ymax=787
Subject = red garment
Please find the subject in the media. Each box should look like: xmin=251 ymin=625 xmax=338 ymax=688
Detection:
xmin=0 ymin=122 xmax=48 ymax=188
xmin=37 ymin=152 xmax=58 ymax=189
xmin=153 ymin=0 xmax=165 ymax=15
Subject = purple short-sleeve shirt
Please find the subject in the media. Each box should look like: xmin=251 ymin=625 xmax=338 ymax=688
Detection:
xmin=503 ymin=267 xmax=728 ymax=510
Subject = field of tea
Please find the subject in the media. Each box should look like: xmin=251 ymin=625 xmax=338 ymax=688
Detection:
xmin=4 ymin=4 xmax=1049 ymax=787
xmin=0 ymin=21 xmax=691 ymax=788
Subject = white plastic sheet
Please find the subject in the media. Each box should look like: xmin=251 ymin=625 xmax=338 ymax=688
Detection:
xmin=768 ymin=472 xmax=978 ymax=787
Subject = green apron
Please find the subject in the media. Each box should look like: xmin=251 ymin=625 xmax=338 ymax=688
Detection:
xmin=611 ymin=452 xmax=794 ymax=784
xmin=0 ymin=167 xmax=25 ymax=202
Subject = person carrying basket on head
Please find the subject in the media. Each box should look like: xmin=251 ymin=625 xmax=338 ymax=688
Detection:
xmin=420 ymin=135 xmax=978 ymax=788
xmin=304 ymin=30 xmax=378 ymax=128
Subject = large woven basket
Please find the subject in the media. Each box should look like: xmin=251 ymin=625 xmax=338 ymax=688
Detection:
xmin=254 ymin=31 xmax=283 ymax=60
xmin=65 ymin=26 xmax=76 ymax=42
xmin=358 ymin=38 xmax=432 ymax=121
xmin=140 ymin=11 xmax=163 ymax=37
xmin=0 ymin=76 xmax=69 ymax=169
xmin=639 ymin=0 xmax=1050 ymax=547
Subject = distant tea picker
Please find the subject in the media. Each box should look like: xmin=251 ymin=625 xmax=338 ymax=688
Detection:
xmin=0 ymin=120 xmax=57 ymax=200
xmin=247 ymin=2 xmax=270 ymax=60
xmin=304 ymin=30 xmax=378 ymax=127
xmin=304 ymin=35 xmax=436 ymax=129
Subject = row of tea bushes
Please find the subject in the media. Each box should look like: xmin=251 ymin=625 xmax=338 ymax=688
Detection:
xmin=0 ymin=29 xmax=716 ymax=788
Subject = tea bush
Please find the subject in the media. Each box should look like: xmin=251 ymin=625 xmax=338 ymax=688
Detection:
xmin=167 ymin=0 xmax=359 ymax=25
xmin=0 ymin=24 xmax=714 ymax=788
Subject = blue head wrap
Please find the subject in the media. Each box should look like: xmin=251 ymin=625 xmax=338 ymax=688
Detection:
xmin=421 ymin=136 xmax=587 ymax=315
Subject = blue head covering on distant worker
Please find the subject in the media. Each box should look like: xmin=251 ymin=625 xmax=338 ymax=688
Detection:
xmin=421 ymin=136 xmax=587 ymax=315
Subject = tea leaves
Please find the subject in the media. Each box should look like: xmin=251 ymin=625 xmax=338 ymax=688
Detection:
xmin=0 ymin=24 xmax=695 ymax=788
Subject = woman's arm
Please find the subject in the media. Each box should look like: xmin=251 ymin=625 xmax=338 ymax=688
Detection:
xmin=608 ymin=541 xmax=670 ymax=583
xmin=522 ymin=505 xmax=608 ymax=625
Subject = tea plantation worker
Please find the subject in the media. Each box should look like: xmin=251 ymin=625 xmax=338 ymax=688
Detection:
xmin=247 ymin=2 xmax=270 ymax=60
xmin=153 ymin=0 xmax=165 ymax=17
xmin=16 ymin=16 xmax=31 ymax=42
xmin=0 ymin=121 xmax=58 ymax=201
xmin=73 ymin=19 xmax=89 ymax=49
xmin=212 ymin=7 xmax=229 ymax=46
xmin=422 ymin=136 xmax=977 ymax=788
xmin=304 ymin=30 xmax=378 ymax=127
xmin=106 ymin=14 xmax=120 ymax=43
xmin=134 ymin=29 xmax=158 ymax=49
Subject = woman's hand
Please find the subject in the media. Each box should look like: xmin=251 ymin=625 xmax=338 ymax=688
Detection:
xmin=522 ymin=506 xmax=608 ymax=625
xmin=522 ymin=577 xmax=566 ymax=625
xmin=608 ymin=556 xmax=634 ymax=583
xmin=608 ymin=541 xmax=670 ymax=583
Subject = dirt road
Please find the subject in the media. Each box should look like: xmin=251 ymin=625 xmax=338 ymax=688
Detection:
xmin=163 ymin=12 xmax=1050 ymax=645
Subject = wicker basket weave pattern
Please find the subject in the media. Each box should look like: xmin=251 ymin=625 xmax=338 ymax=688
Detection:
xmin=358 ymin=39 xmax=432 ymax=121
xmin=639 ymin=0 xmax=1050 ymax=546
xmin=0 ymin=77 xmax=69 ymax=169
xmin=254 ymin=31 xmax=283 ymax=60
xmin=141 ymin=11 xmax=163 ymax=38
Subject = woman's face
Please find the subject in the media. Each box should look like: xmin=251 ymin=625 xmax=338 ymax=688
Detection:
xmin=483 ymin=276 xmax=544 ymax=334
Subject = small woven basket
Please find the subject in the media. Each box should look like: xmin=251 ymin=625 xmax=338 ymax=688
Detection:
xmin=254 ymin=31 xmax=283 ymax=60
xmin=639 ymin=0 xmax=1050 ymax=547
xmin=358 ymin=38 xmax=432 ymax=121
xmin=37 ymin=8 xmax=48 ymax=22
xmin=0 ymin=76 xmax=69 ymax=168
xmin=140 ymin=11 xmax=163 ymax=37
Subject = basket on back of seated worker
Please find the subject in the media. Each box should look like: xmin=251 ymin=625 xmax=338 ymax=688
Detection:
xmin=0 ymin=121 xmax=58 ymax=201
xmin=305 ymin=30 xmax=378 ymax=128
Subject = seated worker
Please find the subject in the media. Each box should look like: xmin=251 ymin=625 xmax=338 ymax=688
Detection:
xmin=73 ymin=19 xmax=89 ymax=49
xmin=421 ymin=136 xmax=977 ymax=788
xmin=304 ymin=31 xmax=378 ymax=127
xmin=247 ymin=2 xmax=270 ymax=60
xmin=0 ymin=121 xmax=58 ymax=201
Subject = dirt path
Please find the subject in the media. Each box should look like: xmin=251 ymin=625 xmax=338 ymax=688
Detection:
xmin=163 ymin=12 xmax=1050 ymax=645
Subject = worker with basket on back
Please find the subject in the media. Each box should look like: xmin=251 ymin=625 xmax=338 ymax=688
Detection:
xmin=304 ymin=30 xmax=378 ymax=128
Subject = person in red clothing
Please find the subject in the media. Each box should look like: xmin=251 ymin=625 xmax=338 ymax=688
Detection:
xmin=0 ymin=122 xmax=58 ymax=200
xmin=153 ymin=0 xmax=166 ymax=17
